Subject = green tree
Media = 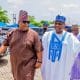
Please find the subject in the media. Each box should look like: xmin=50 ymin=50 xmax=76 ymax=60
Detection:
xmin=29 ymin=15 xmax=54 ymax=27
xmin=29 ymin=16 xmax=42 ymax=27
xmin=40 ymin=20 xmax=50 ymax=26
xmin=0 ymin=7 xmax=10 ymax=23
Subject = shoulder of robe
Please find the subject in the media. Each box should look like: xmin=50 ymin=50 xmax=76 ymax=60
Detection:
xmin=7 ymin=29 xmax=17 ymax=37
xmin=44 ymin=31 xmax=53 ymax=37
xmin=42 ymin=31 xmax=53 ymax=40
xmin=68 ymin=32 xmax=73 ymax=37
xmin=29 ymin=28 xmax=38 ymax=35
xmin=65 ymin=32 xmax=75 ymax=41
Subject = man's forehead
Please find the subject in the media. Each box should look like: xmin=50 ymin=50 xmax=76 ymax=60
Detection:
xmin=72 ymin=25 xmax=79 ymax=29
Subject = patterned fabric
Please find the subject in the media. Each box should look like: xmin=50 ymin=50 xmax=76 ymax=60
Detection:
xmin=18 ymin=10 xmax=29 ymax=23
xmin=49 ymin=32 xmax=67 ymax=62
xmin=41 ymin=30 xmax=80 ymax=80
xmin=55 ymin=15 xmax=66 ymax=23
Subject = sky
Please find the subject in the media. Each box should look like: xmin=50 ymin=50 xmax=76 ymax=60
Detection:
xmin=0 ymin=0 xmax=80 ymax=25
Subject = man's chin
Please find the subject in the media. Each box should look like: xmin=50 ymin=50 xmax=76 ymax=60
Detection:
xmin=56 ymin=30 xmax=63 ymax=34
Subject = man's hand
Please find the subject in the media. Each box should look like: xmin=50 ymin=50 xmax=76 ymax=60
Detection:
xmin=35 ymin=61 xmax=42 ymax=69
xmin=0 ymin=45 xmax=7 ymax=54
xmin=35 ymin=51 xmax=42 ymax=69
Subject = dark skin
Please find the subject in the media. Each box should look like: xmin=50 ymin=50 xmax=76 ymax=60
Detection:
xmin=71 ymin=25 xmax=79 ymax=36
xmin=18 ymin=21 xmax=29 ymax=31
xmin=54 ymin=21 xmax=65 ymax=34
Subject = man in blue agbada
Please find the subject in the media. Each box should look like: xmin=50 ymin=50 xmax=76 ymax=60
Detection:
xmin=41 ymin=15 xmax=80 ymax=80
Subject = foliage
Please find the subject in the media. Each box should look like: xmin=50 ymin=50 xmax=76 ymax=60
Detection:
xmin=29 ymin=15 xmax=54 ymax=27
xmin=0 ymin=7 xmax=10 ymax=23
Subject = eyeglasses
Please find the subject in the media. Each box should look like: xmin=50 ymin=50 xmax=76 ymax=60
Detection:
xmin=22 ymin=21 xmax=30 ymax=24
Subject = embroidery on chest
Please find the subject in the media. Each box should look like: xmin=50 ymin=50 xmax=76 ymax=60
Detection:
xmin=49 ymin=32 xmax=67 ymax=62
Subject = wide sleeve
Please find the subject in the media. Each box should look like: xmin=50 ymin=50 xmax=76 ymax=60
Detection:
xmin=69 ymin=33 xmax=80 ymax=58
xmin=72 ymin=35 xmax=80 ymax=54
xmin=2 ymin=30 xmax=13 ymax=46
xmin=42 ymin=32 xmax=48 ymax=49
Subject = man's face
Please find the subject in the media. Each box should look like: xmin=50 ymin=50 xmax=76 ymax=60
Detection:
xmin=72 ymin=26 xmax=79 ymax=36
xmin=54 ymin=21 xmax=65 ymax=34
xmin=19 ymin=21 xmax=29 ymax=28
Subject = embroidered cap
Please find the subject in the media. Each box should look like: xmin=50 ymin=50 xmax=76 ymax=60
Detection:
xmin=55 ymin=15 xmax=66 ymax=23
xmin=18 ymin=10 xmax=29 ymax=23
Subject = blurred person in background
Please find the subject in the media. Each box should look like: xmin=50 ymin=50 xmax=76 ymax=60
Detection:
xmin=43 ymin=21 xmax=49 ymax=33
xmin=70 ymin=24 xmax=80 ymax=80
xmin=71 ymin=24 xmax=80 ymax=40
